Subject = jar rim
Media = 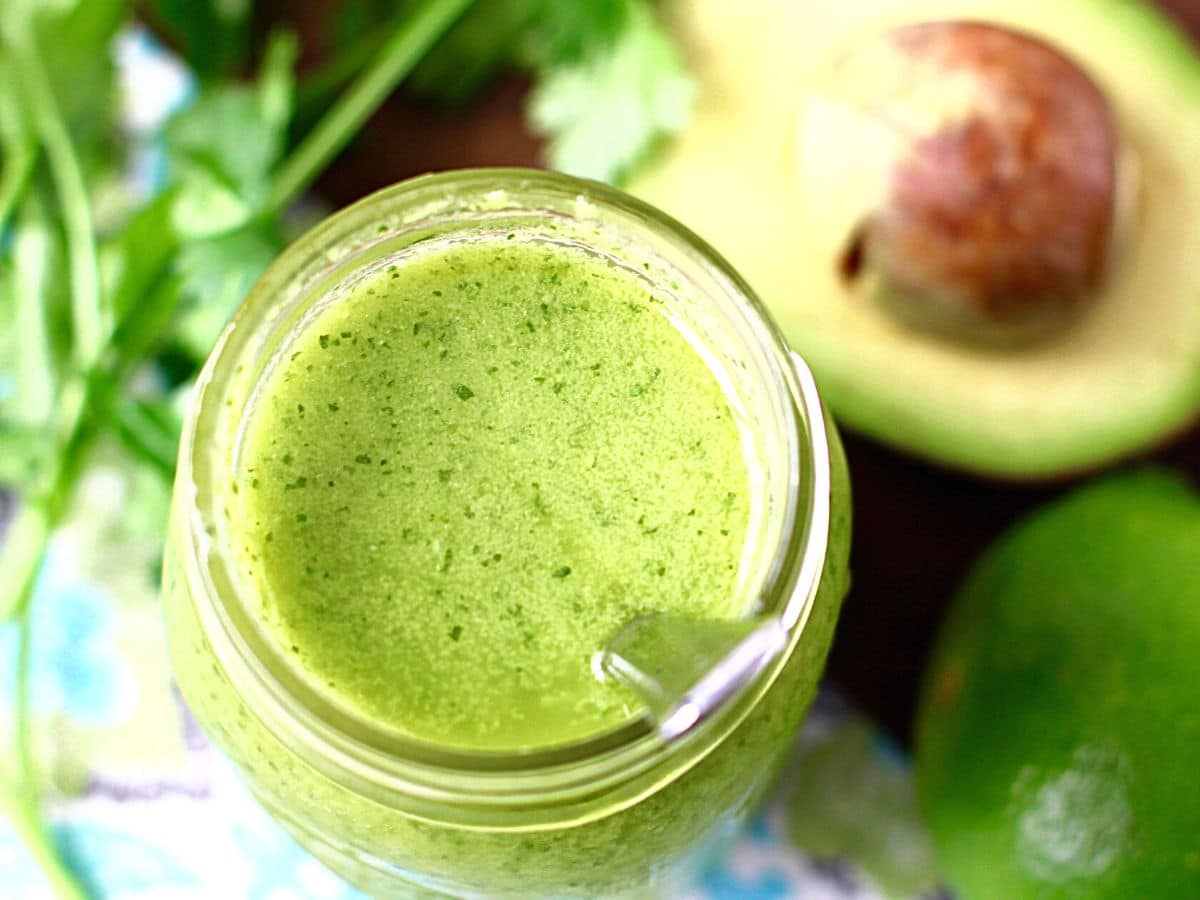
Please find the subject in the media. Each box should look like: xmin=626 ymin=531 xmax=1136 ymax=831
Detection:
xmin=174 ymin=168 xmax=829 ymax=826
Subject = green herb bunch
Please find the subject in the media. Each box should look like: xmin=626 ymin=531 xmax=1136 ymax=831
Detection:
xmin=0 ymin=0 xmax=692 ymax=894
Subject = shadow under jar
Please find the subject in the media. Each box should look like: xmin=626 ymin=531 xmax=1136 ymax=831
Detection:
xmin=162 ymin=169 xmax=851 ymax=898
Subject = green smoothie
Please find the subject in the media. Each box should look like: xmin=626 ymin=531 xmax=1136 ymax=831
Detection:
xmin=166 ymin=171 xmax=853 ymax=898
xmin=232 ymin=237 xmax=750 ymax=750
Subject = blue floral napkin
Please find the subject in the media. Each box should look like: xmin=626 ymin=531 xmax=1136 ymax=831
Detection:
xmin=0 ymin=460 xmax=940 ymax=898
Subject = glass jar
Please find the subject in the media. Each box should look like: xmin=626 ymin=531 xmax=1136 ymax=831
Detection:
xmin=162 ymin=169 xmax=851 ymax=898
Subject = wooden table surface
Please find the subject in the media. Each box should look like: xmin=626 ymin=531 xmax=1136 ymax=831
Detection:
xmin=305 ymin=0 xmax=1200 ymax=742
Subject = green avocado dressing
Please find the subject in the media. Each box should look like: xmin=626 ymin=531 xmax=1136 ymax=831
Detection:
xmin=231 ymin=236 xmax=751 ymax=751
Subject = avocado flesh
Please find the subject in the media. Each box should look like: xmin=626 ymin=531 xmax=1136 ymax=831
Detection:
xmin=629 ymin=0 xmax=1200 ymax=478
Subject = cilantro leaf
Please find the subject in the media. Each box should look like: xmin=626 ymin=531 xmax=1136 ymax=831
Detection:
xmin=514 ymin=0 xmax=630 ymax=68
xmin=113 ymin=394 xmax=183 ymax=481
xmin=0 ymin=420 xmax=54 ymax=487
xmin=527 ymin=1 xmax=695 ymax=184
xmin=33 ymin=0 xmax=126 ymax=174
xmin=100 ymin=188 xmax=179 ymax=324
xmin=162 ymin=31 xmax=297 ymax=236
xmin=156 ymin=31 xmax=295 ymax=361
xmin=332 ymin=0 xmax=630 ymax=108
xmin=146 ymin=0 xmax=253 ymax=80
xmin=172 ymin=223 xmax=282 ymax=361
xmin=394 ymin=0 xmax=695 ymax=181
xmin=405 ymin=0 xmax=541 ymax=105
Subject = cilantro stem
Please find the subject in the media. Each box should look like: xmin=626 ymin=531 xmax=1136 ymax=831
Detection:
xmin=0 ymin=503 xmax=50 ymax=623
xmin=15 ymin=598 xmax=37 ymax=803
xmin=0 ymin=494 xmax=88 ymax=900
xmin=0 ymin=57 xmax=36 ymax=233
xmin=2 ymin=282 xmax=165 ymax=622
xmin=296 ymin=31 xmax=386 ymax=112
xmin=13 ymin=221 xmax=58 ymax=424
xmin=0 ymin=189 xmax=195 ymax=900
xmin=114 ymin=397 xmax=179 ymax=481
xmin=9 ymin=31 xmax=105 ymax=371
xmin=0 ymin=141 xmax=36 ymax=234
xmin=11 ymin=585 xmax=89 ymax=900
xmin=0 ymin=785 xmax=87 ymax=900
xmin=265 ymin=0 xmax=477 ymax=215
xmin=3 ymin=4 xmax=481 ymax=896
xmin=0 ymin=400 xmax=91 ymax=620
xmin=0 ymin=395 xmax=95 ymax=895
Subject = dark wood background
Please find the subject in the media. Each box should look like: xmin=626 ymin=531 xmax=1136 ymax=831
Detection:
xmin=296 ymin=1 xmax=1200 ymax=742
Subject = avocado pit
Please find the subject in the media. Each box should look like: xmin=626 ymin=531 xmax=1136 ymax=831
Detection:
xmin=830 ymin=22 xmax=1120 ymax=341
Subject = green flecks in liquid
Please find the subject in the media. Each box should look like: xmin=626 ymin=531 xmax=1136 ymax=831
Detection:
xmin=233 ymin=238 xmax=750 ymax=751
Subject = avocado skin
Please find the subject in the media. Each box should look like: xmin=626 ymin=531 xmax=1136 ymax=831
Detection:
xmin=915 ymin=470 xmax=1200 ymax=898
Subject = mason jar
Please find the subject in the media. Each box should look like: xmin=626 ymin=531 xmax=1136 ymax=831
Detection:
xmin=162 ymin=169 xmax=852 ymax=897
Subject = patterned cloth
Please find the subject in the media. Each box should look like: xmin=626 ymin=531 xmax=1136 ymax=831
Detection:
xmin=0 ymin=462 xmax=941 ymax=899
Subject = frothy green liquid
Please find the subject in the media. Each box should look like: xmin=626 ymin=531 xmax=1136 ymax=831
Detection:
xmin=232 ymin=237 xmax=750 ymax=751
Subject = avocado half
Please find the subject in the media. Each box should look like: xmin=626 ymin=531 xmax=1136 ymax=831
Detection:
xmin=628 ymin=0 xmax=1200 ymax=478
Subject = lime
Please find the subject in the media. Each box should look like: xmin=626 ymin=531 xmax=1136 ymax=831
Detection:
xmin=916 ymin=470 xmax=1200 ymax=898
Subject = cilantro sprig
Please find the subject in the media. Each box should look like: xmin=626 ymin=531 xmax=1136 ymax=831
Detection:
xmin=528 ymin=1 xmax=695 ymax=182
xmin=311 ymin=0 xmax=696 ymax=183
xmin=0 ymin=0 xmax=693 ymax=893
xmin=0 ymin=0 xmax=475 ymax=892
